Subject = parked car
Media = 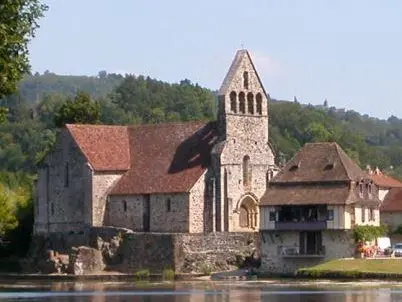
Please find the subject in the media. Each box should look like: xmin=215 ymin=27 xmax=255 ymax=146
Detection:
xmin=376 ymin=237 xmax=391 ymax=255
xmin=393 ymin=243 xmax=402 ymax=257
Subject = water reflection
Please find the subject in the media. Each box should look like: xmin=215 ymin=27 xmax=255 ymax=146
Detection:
xmin=0 ymin=281 xmax=401 ymax=302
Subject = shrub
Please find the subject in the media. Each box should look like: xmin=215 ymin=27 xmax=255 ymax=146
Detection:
xmin=135 ymin=269 xmax=150 ymax=281
xmin=352 ymin=225 xmax=388 ymax=243
xmin=162 ymin=268 xmax=175 ymax=281
xmin=199 ymin=263 xmax=213 ymax=275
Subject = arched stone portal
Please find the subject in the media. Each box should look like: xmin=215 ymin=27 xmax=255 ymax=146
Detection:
xmin=236 ymin=194 xmax=259 ymax=230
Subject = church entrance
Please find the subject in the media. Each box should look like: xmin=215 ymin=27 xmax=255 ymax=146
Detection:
xmin=237 ymin=195 xmax=259 ymax=230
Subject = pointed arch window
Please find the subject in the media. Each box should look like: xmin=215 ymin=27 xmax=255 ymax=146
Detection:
xmin=243 ymin=155 xmax=252 ymax=186
xmin=256 ymin=93 xmax=263 ymax=115
xmin=229 ymin=91 xmax=237 ymax=113
xmin=239 ymin=92 xmax=246 ymax=114
xmin=243 ymin=71 xmax=249 ymax=89
xmin=247 ymin=92 xmax=254 ymax=114
xmin=123 ymin=200 xmax=127 ymax=212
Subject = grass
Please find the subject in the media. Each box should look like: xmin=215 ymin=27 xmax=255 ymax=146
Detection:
xmin=302 ymin=259 xmax=402 ymax=273
xmin=135 ymin=269 xmax=150 ymax=281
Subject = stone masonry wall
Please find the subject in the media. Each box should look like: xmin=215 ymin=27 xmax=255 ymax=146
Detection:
xmin=92 ymin=172 xmax=123 ymax=226
xmin=118 ymin=232 xmax=258 ymax=274
xmin=150 ymin=193 xmax=190 ymax=232
xmin=381 ymin=212 xmax=402 ymax=232
xmin=260 ymin=230 xmax=354 ymax=274
xmin=107 ymin=195 xmax=146 ymax=231
xmin=216 ymin=50 xmax=276 ymax=232
xmin=189 ymin=171 xmax=207 ymax=233
xmin=34 ymin=129 xmax=92 ymax=234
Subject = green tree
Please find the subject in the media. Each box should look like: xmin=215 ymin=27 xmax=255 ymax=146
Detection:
xmin=54 ymin=91 xmax=100 ymax=127
xmin=0 ymin=0 xmax=48 ymax=98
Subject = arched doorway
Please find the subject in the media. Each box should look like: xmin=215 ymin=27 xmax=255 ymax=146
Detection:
xmin=236 ymin=195 xmax=259 ymax=230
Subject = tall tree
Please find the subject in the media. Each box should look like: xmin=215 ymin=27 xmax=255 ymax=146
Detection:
xmin=54 ymin=91 xmax=100 ymax=127
xmin=0 ymin=0 xmax=48 ymax=98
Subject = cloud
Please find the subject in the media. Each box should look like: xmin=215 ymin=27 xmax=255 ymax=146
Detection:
xmin=248 ymin=52 xmax=285 ymax=78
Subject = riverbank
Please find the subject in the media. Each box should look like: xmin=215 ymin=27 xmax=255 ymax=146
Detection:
xmin=296 ymin=258 xmax=402 ymax=279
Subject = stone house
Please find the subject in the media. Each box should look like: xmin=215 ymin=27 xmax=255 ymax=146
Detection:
xmin=259 ymin=142 xmax=381 ymax=274
xmin=34 ymin=49 xmax=278 ymax=235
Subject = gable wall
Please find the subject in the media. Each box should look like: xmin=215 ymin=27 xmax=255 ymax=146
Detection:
xmin=34 ymin=129 xmax=92 ymax=234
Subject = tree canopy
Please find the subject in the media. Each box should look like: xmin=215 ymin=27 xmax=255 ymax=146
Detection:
xmin=0 ymin=0 xmax=48 ymax=98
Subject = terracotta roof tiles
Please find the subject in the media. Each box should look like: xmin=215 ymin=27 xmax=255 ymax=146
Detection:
xmin=66 ymin=124 xmax=130 ymax=171
xmin=380 ymin=188 xmax=402 ymax=212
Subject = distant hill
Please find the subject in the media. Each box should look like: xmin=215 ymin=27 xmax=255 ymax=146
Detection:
xmin=3 ymin=71 xmax=402 ymax=179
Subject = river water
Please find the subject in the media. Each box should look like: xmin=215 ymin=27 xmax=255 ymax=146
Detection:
xmin=1 ymin=280 xmax=402 ymax=301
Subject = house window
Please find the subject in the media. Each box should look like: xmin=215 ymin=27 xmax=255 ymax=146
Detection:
xmin=239 ymin=92 xmax=246 ymax=113
xmin=64 ymin=163 xmax=69 ymax=187
xmin=243 ymin=155 xmax=251 ymax=186
xmin=327 ymin=209 xmax=334 ymax=221
xmin=123 ymin=200 xmax=127 ymax=212
xmin=369 ymin=208 xmax=375 ymax=221
xmin=269 ymin=211 xmax=276 ymax=221
xmin=368 ymin=183 xmax=372 ymax=197
xmin=256 ymin=93 xmax=263 ymax=115
xmin=229 ymin=91 xmax=237 ymax=113
xmin=166 ymin=198 xmax=171 ymax=212
xmin=359 ymin=183 xmax=363 ymax=197
xmin=247 ymin=92 xmax=254 ymax=114
xmin=361 ymin=207 xmax=365 ymax=223
xmin=243 ymin=71 xmax=249 ymax=89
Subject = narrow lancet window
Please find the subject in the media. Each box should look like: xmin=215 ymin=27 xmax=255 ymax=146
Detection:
xmin=239 ymin=92 xmax=246 ymax=113
xmin=247 ymin=92 xmax=254 ymax=114
xmin=230 ymin=91 xmax=237 ymax=113
xmin=243 ymin=71 xmax=249 ymax=89
xmin=256 ymin=93 xmax=262 ymax=115
xmin=243 ymin=155 xmax=252 ymax=186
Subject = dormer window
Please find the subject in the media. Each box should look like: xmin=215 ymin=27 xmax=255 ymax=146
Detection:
xmin=324 ymin=163 xmax=334 ymax=170
xmin=359 ymin=182 xmax=363 ymax=197
xmin=289 ymin=162 xmax=300 ymax=171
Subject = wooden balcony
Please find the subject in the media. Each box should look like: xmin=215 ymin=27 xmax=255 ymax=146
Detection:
xmin=275 ymin=221 xmax=327 ymax=231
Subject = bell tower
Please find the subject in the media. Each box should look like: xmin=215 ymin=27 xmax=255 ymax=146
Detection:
xmin=217 ymin=49 xmax=269 ymax=145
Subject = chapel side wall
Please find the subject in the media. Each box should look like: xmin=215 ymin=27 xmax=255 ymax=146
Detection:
xmin=260 ymin=230 xmax=354 ymax=274
xmin=92 ymin=172 xmax=124 ymax=226
xmin=150 ymin=193 xmax=189 ymax=232
xmin=107 ymin=195 xmax=146 ymax=231
xmin=36 ymin=129 xmax=92 ymax=234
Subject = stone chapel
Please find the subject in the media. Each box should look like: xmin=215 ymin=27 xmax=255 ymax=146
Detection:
xmin=34 ymin=49 xmax=277 ymax=235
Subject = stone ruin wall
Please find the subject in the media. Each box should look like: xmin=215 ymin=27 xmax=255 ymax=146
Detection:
xmin=25 ymin=227 xmax=259 ymax=274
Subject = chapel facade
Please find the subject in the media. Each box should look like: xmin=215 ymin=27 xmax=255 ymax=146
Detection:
xmin=34 ymin=49 xmax=277 ymax=235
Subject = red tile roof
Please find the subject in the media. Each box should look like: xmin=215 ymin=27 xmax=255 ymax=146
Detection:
xmin=381 ymin=188 xmax=402 ymax=212
xmin=109 ymin=121 xmax=217 ymax=195
xmin=261 ymin=142 xmax=380 ymax=207
xmin=66 ymin=124 xmax=131 ymax=171
xmin=68 ymin=121 xmax=218 ymax=194
xmin=271 ymin=142 xmax=364 ymax=184
xmin=369 ymin=173 xmax=402 ymax=188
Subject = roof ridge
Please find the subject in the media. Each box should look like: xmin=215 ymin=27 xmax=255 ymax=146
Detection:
xmin=334 ymin=143 xmax=354 ymax=180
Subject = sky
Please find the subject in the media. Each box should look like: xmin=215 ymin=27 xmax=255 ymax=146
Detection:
xmin=29 ymin=0 xmax=402 ymax=119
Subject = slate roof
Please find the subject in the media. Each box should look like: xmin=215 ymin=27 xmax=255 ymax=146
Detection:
xmin=66 ymin=124 xmax=131 ymax=171
xmin=380 ymin=188 xmax=402 ymax=212
xmin=260 ymin=142 xmax=377 ymax=206
xmin=67 ymin=121 xmax=218 ymax=195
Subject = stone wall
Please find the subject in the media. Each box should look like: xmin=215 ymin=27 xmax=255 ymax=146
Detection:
xmin=107 ymin=195 xmax=146 ymax=231
xmin=118 ymin=232 xmax=258 ymax=274
xmin=260 ymin=230 xmax=354 ymax=274
xmin=92 ymin=172 xmax=123 ymax=226
xmin=189 ymin=171 xmax=208 ymax=233
xmin=150 ymin=193 xmax=189 ymax=232
xmin=215 ymin=50 xmax=276 ymax=232
xmin=34 ymin=129 xmax=92 ymax=234
xmin=381 ymin=212 xmax=402 ymax=232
